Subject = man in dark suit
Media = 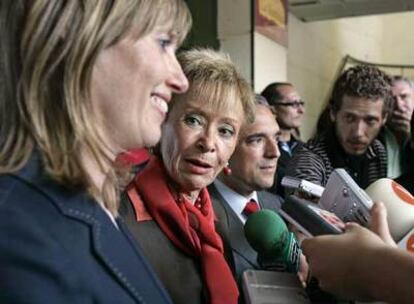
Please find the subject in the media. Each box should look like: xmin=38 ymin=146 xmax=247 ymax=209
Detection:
xmin=209 ymin=95 xmax=283 ymax=281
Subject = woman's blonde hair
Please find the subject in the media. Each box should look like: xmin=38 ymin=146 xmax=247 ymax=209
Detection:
xmin=0 ymin=0 xmax=191 ymax=215
xmin=172 ymin=48 xmax=255 ymax=124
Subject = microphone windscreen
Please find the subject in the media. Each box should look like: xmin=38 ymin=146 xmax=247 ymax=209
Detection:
xmin=244 ymin=210 xmax=288 ymax=254
xmin=365 ymin=178 xmax=414 ymax=241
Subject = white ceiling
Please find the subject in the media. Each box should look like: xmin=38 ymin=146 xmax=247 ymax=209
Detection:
xmin=289 ymin=0 xmax=414 ymax=22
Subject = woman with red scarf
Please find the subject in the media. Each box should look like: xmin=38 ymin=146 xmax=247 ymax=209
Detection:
xmin=121 ymin=48 xmax=255 ymax=304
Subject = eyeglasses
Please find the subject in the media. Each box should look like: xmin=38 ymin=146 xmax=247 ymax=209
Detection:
xmin=274 ymin=100 xmax=305 ymax=109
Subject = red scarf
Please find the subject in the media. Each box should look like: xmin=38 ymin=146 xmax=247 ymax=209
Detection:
xmin=127 ymin=157 xmax=239 ymax=304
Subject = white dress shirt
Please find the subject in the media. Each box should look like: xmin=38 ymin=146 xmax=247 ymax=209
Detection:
xmin=213 ymin=179 xmax=258 ymax=224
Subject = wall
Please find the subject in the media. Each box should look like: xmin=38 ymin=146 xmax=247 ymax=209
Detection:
xmin=184 ymin=0 xmax=219 ymax=49
xmin=217 ymin=0 xmax=252 ymax=84
xmin=254 ymin=32 xmax=287 ymax=93
xmin=217 ymin=1 xmax=288 ymax=93
xmin=288 ymin=13 xmax=385 ymax=140
xmin=197 ymin=2 xmax=414 ymax=142
xmin=382 ymin=11 xmax=414 ymax=79
xmin=288 ymin=11 xmax=414 ymax=140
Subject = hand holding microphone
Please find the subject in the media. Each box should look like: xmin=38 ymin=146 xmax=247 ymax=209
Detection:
xmin=316 ymin=169 xmax=414 ymax=247
xmin=369 ymin=201 xmax=397 ymax=247
xmin=302 ymin=221 xmax=390 ymax=302
xmin=289 ymin=172 xmax=414 ymax=303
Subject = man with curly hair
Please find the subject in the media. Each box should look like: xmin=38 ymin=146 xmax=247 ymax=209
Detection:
xmin=287 ymin=65 xmax=391 ymax=188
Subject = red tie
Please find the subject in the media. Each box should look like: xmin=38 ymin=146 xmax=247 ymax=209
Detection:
xmin=243 ymin=199 xmax=260 ymax=217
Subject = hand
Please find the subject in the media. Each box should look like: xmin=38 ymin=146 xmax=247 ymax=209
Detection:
xmin=297 ymin=253 xmax=309 ymax=287
xmin=369 ymin=201 xmax=397 ymax=247
xmin=302 ymin=223 xmax=388 ymax=301
xmin=389 ymin=109 xmax=411 ymax=140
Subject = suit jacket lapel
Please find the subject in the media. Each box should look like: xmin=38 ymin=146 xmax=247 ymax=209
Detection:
xmin=257 ymin=191 xmax=283 ymax=211
xmin=20 ymin=155 xmax=168 ymax=303
xmin=209 ymin=184 xmax=258 ymax=269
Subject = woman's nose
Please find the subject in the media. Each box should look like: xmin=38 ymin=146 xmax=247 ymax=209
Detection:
xmin=196 ymin=131 xmax=216 ymax=152
xmin=167 ymin=56 xmax=189 ymax=94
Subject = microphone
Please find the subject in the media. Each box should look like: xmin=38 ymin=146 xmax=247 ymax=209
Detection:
xmin=365 ymin=178 xmax=414 ymax=242
xmin=244 ymin=209 xmax=301 ymax=273
xmin=243 ymin=209 xmax=339 ymax=303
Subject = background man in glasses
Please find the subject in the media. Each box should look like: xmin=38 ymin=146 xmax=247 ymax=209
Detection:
xmin=261 ymin=82 xmax=305 ymax=197
xmin=287 ymin=65 xmax=390 ymax=189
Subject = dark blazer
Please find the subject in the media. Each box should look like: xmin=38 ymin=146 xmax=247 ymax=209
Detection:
xmin=120 ymin=194 xmax=206 ymax=304
xmin=270 ymin=139 xmax=304 ymax=197
xmin=0 ymin=153 xmax=171 ymax=304
xmin=208 ymin=183 xmax=283 ymax=281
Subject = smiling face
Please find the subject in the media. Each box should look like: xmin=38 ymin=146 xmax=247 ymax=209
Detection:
xmin=160 ymin=90 xmax=245 ymax=194
xmin=90 ymin=26 xmax=189 ymax=154
xmin=223 ymin=105 xmax=280 ymax=196
xmin=331 ymin=95 xmax=386 ymax=155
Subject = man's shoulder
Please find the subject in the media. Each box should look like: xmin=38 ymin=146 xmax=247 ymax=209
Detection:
xmin=370 ymin=138 xmax=387 ymax=154
xmin=257 ymin=191 xmax=283 ymax=211
xmin=291 ymin=135 xmax=329 ymax=164
xmin=304 ymin=134 xmax=329 ymax=152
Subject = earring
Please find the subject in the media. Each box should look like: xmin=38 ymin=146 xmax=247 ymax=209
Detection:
xmin=223 ymin=163 xmax=232 ymax=176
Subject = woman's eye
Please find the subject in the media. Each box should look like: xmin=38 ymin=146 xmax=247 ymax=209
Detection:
xmin=158 ymin=38 xmax=172 ymax=50
xmin=184 ymin=114 xmax=203 ymax=127
xmin=219 ymin=126 xmax=235 ymax=138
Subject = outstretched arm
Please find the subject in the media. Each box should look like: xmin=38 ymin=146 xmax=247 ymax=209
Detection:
xmin=302 ymin=202 xmax=414 ymax=304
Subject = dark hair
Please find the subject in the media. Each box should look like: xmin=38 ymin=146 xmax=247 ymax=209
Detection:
xmin=260 ymin=82 xmax=292 ymax=106
xmin=254 ymin=94 xmax=269 ymax=106
xmin=330 ymin=65 xmax=392 ymax=116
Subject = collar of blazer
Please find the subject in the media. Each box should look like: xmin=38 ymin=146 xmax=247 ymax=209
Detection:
xmin=14 ymin=151 xmax=167 ymax=302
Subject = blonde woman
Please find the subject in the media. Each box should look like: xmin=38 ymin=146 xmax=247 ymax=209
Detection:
xmin=122 ymin=49 xmax=255 ymax=304
xmin=0 ymin=1 xmax=190 ymax=303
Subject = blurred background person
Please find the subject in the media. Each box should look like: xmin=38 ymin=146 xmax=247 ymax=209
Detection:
xmin=395 ymin=111 xmax=414 ymax=195
xmin=209 ymin=95 xmax=282 ymax=281
xmin=0 ymin=1 xmax=190 ymax=303
xmin=379 ymin=75 xmax=414 ymax=178
xmin=261 ymin=83 xmax=305 ymax=197
xmin=389 ymin=76 xmax=414 ymax=143
xmin=121 ymin=48 xmax=255 ymax=304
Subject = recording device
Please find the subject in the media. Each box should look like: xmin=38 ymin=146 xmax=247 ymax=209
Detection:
xmin=281 ymin=176 xmax=325 ymax=198
xmin=244 ymin=210 xmax=301 ymax=273
xmin=319 ymin=169 xmax=373 ymax=227
xmin=241 ymin=270 xmax=311 ymax=304
xmin=365 ymin=178 xmax=414 ymax=242
xmin=280 ymin=195 xmax=344 ymax=237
